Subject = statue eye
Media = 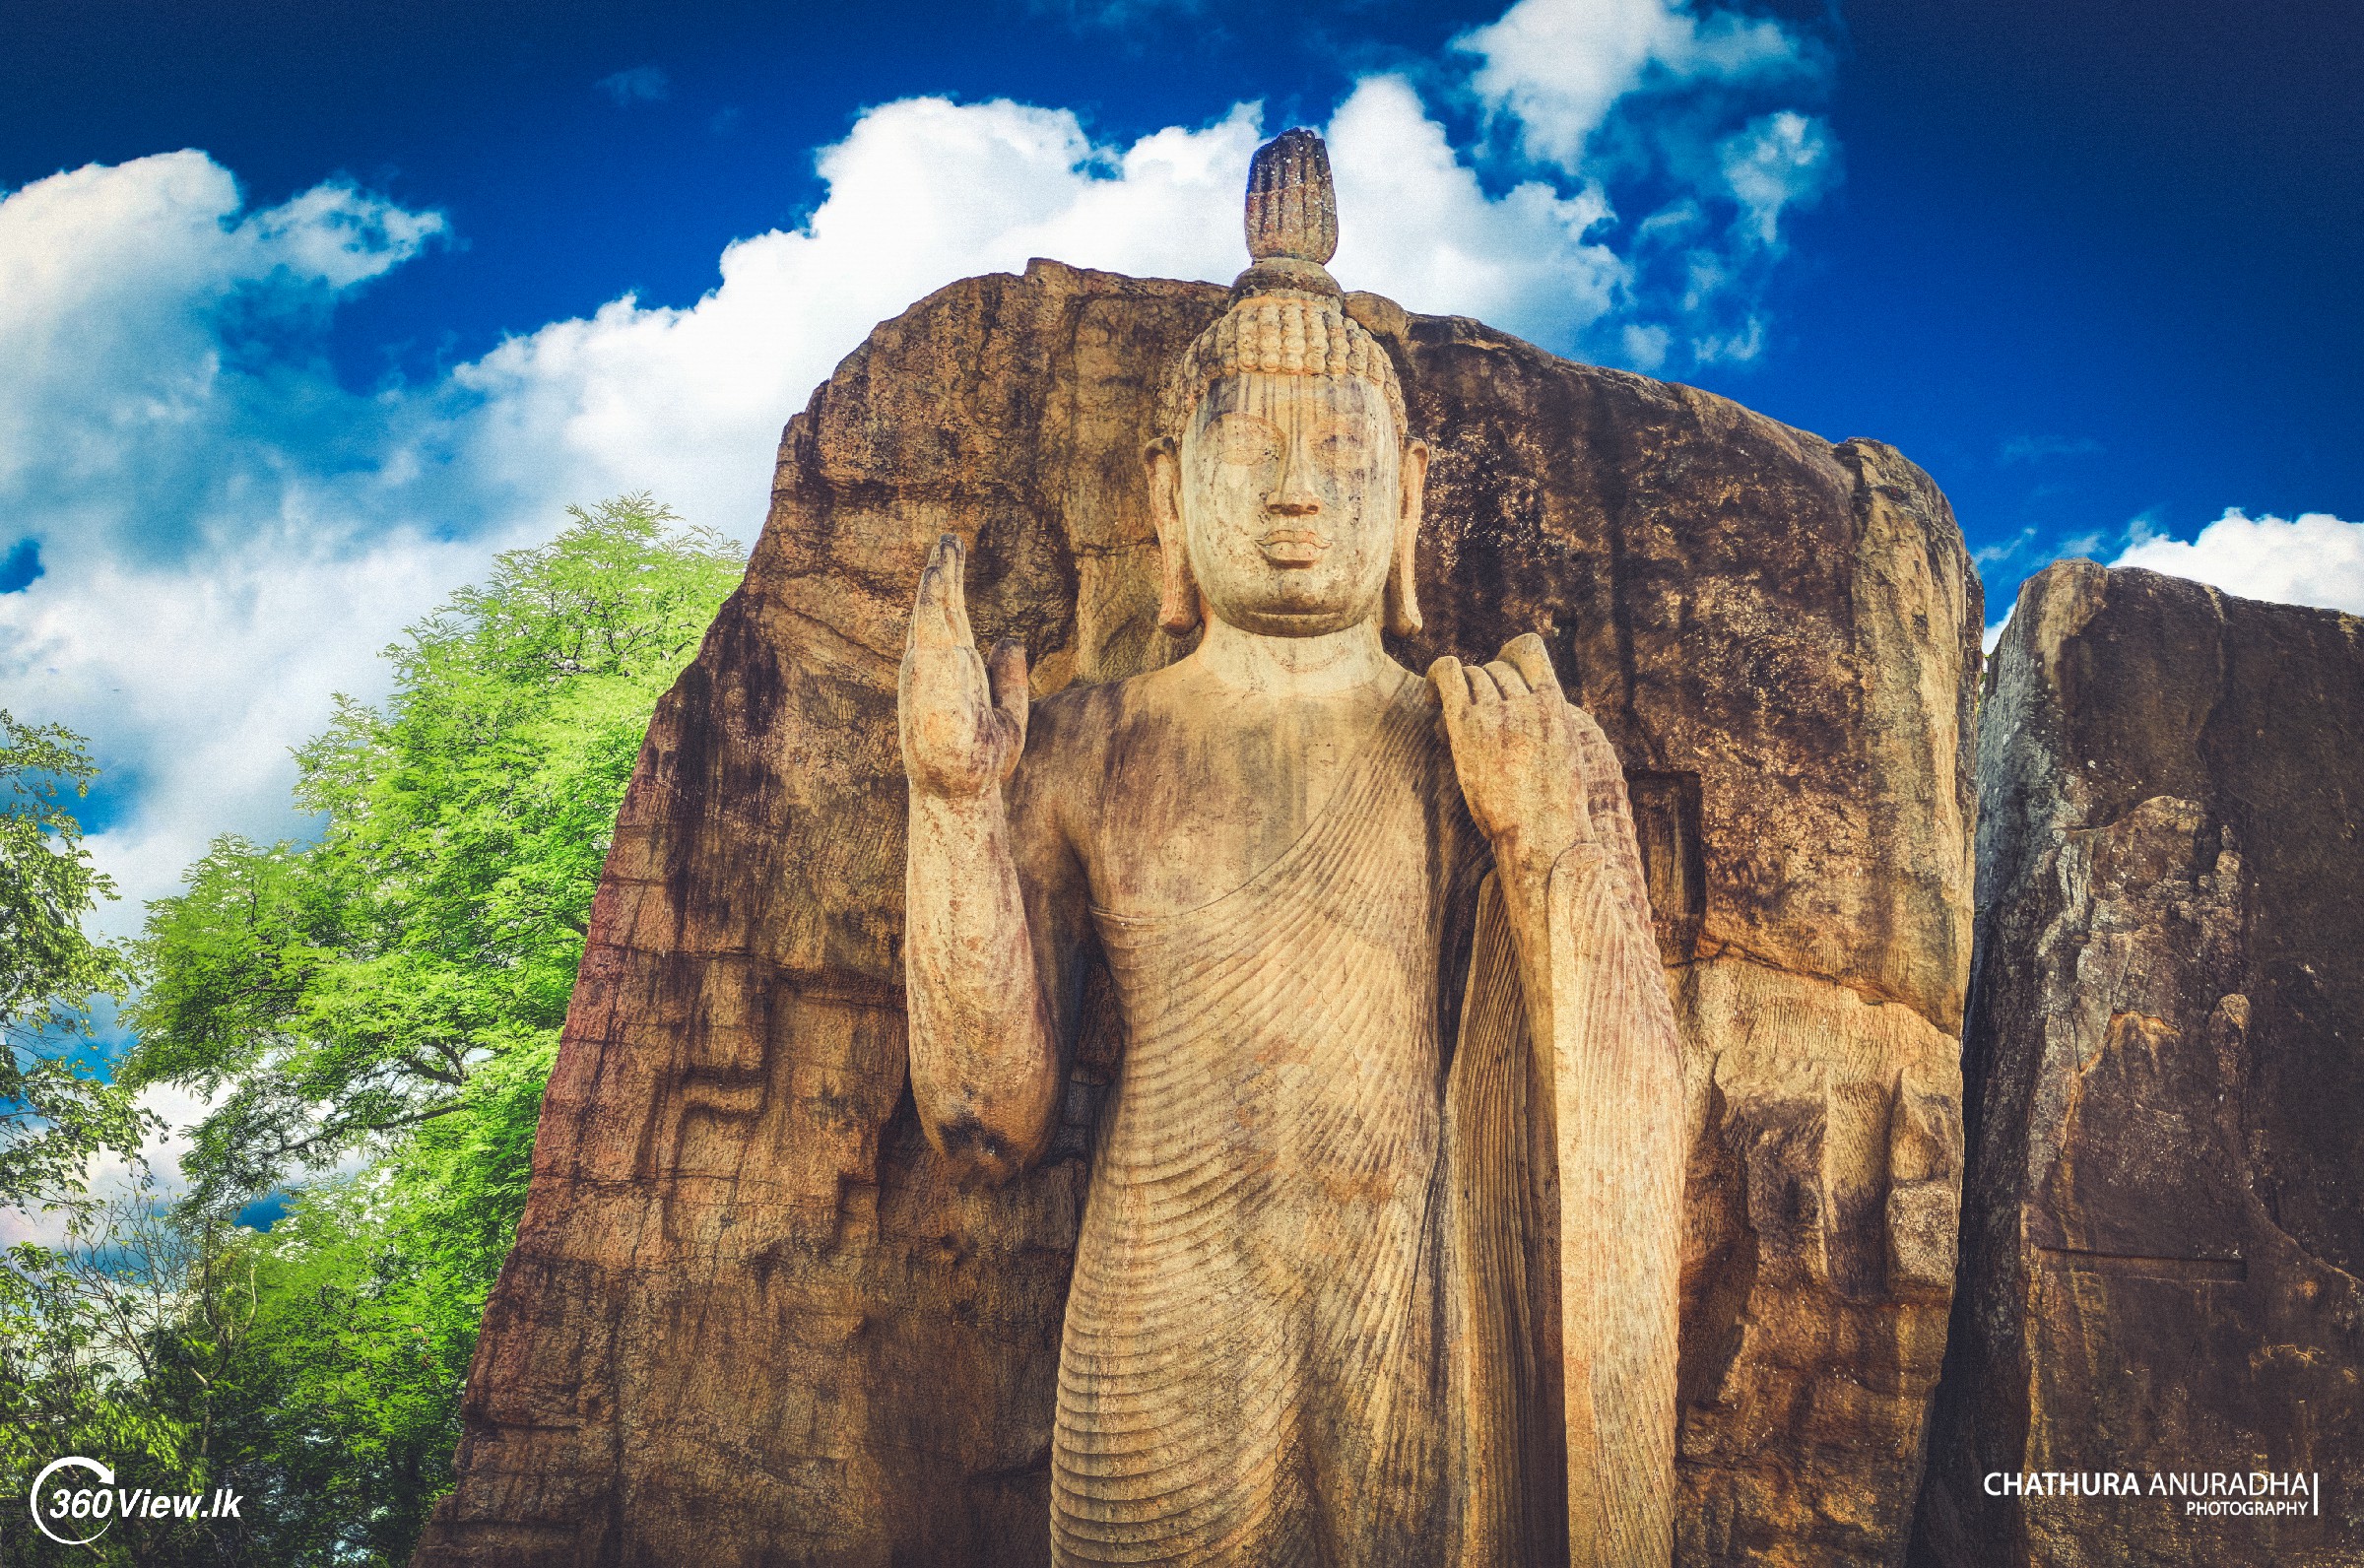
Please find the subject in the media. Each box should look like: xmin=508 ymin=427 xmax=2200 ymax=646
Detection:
xmin=1317 ymin=431 xmax=1370 ymax=462
xmin=1215 ymin=420 xmax=1281 ymax=466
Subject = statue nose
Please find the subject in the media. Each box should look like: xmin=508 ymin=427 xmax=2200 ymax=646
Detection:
xmin=1266 ymin=439 xmax=1323 ymax=516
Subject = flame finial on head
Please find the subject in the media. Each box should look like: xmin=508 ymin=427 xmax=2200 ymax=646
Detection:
xmin=1232 ymin=128 xmax=1343 ymax=297
xmin=1245 ymin=128 xmax=1338 ymax=268
xmin=1157 ymin=128 xmax=1406 ymax=442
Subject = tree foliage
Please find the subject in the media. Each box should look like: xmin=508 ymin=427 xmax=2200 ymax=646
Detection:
xmin=124 ymin=493 xmax=740 ymax=1211
xmin=2 ymin=495 xmax=739 ymax=1565
xmin=0 ymin=711 xmax=147 ymax=1210
xmin=1 ymin=1189 xmax=258 ymax=1567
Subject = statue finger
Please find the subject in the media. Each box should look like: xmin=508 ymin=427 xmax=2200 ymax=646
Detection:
xmin=987 ymin=637 xmax=1030 ymax=740
xmin=917 ymin=533 xmax=953 ymax=601
xmin=1481 ymin=659 xmax=1531 ymax=699
xmin=1427 ymin=656 xmax=1472 ymax=731
xmin=1567 ymin=703 xmax=1617 ymax=769
xmin=1463 ymin=662 xmax=1506 ymax=703
xmin=911 ymin=564 xmax=951 ymax=647
xmin=1573 ymin=724 xmax=1622 ymax=817
xmin=1500 ymin=632 xmax=1562 ymax=700
xmin=943 ymin=533 xmax=977 ymax=647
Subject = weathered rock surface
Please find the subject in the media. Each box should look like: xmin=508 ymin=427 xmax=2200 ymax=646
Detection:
xmin=413 ymin=260 xmax=1981 ymax=1568
xmin=1912 ymin=560 xmax=2364 ymax=1567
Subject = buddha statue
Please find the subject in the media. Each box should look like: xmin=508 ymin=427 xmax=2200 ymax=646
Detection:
xmin=899 ymin=128 xmax=1682 ymax=1567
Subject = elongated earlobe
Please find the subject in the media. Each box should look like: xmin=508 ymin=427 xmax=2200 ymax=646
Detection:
xmin=1386 ymin=438 xmax=1429 ymax=637
xmin=1144 ymin=437 xmax=1202 ymax=634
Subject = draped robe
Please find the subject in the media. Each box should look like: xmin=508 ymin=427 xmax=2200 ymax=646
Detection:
xmin=1037 ymin=678 xmax=1682 ymax=1568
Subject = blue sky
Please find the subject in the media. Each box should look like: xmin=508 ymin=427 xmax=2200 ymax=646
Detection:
xmin=1 ymin=0 xmax=2358 ymax=953
xmin=8 ymin=0 xmax=2353 ymax=551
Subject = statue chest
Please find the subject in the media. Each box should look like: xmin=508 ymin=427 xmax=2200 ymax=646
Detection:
xmin=1085 ymin=721 xmax=1471 ymax=1205
xmin=1079 ymin=680 xmax=1451 ymax=921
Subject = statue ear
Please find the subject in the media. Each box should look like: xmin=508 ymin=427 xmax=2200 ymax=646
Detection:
xmin=1386 ymin=437 xmax=1429 ymax=637
xmin=1144 ymin=436 xmax=1202 ymax=635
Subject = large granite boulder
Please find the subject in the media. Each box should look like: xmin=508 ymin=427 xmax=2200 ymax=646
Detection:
xmin=412 ymin=260 xmax=1981 ymax=1568
xmin=1913 ymin=560 xmax=2364 ymax=1566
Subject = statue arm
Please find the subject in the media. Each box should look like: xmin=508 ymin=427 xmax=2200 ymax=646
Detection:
xmin=1433 ymin=633 xmax=1683 ymax=1568
xmin=1507 ymin=835 xmax=1683 ymax=1568
xmin=899 ymin=534 xmax=1083 ymax=1182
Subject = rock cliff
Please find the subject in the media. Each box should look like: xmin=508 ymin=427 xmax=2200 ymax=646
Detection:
xmin=1913 ymin=560 xmax=2364 ymax=1566
xmin=412 ymin=260 xmax=1982 ymax=1568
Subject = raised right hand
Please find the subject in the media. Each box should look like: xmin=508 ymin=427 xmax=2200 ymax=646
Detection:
xmin=899 ymin=533 xmax=1028 ymax=800
xmin=1428 ymin=631 xmax=1599 ymax=875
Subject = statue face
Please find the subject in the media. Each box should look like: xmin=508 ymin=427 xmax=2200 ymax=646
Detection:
xmin=1178 ymin=372 xmax=1403 ymax=637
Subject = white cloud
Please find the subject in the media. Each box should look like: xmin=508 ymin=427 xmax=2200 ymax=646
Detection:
xmin=1619 ymin=321 xmax=1673 ymax=370
xmin=1026 ymin=0 xmax=1208 ymax=31
xmin=0 ymin=152 xmax=442 ymax=531
xmin=0 ymin=1079 xmax=217 ymax=1248
xmin=2112 ymin=509 xmax=2364 ymax=616
xmin=447 ymin=98 xmax=1264 ymax=537
xmin=18 ymin=540 xmax=483 ymax=929
xmin=1454 ymin=0 xmax=1835 ymax=363
xmin=597 ymin=66 xmax=671 ymax=105
xmin=1457 ymin=0 xmax=1806 ymax=171
xmin=439 ymin=79 xmax=1687 ymax=553
xmin=1973 ymin=524 xmax=2041 ymax=570
xmin=1 ymin=73 xmax=1834 ymax=929
xmin=1690 ymin=312 xmax=1765 ymax=364
xmin=1329 ymin=77 xmax=1624 ymax=344
xmin=2001 ymin=433 xmax=2103 ymax=464
xmin=1718 ymin=110 xmax=1833 ymax=249
xmin=1 ymin=5 xmax=1846 ymax=936
xmin=0 ymin=154 xmax=479 ymax=936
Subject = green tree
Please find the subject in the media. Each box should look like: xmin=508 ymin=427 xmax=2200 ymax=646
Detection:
xmin=0 ymin=718 xmax=170 ymax=1565
xmin=73 ymin=493 xmax=741 ymax=1563
xmin=0 ymin=710 xmax=146 ymax=1211
xmin=1 ymin=1183 xmax=255 ymax=1568
xmin=124 ymin=493 xmax=740 ymax=1212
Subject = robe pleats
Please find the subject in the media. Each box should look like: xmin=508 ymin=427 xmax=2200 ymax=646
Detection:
xmin=1048 ymin=678 xmax=1681 ymax=1568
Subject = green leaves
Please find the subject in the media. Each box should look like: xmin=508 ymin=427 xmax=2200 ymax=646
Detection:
xmin=0 ymin=711 xmax=126 ymax=1024
xmin=0 ymin=711 xmax=147 ymax=1214
xmin=1 ymin=493 xmax=738 ymax=1564
xmin=123 ymin=493 xmax=741 ymax=1212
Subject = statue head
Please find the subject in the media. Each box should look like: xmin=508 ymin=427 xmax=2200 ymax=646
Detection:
xmin=1146 ymin=129 xmax=1429 ymax=641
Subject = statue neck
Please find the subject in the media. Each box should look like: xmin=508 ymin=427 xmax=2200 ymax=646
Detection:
xmin=1188 ymin=613 xmax=1397 ymax=698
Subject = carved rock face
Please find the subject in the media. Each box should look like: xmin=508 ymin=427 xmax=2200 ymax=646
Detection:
xmin=411 ymin=260 xmax=1981 ymax=1568
xmin=1179 ymin=372 xmax=1402 ymax=635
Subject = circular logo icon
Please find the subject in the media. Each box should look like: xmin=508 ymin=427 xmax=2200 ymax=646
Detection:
xmin=30 ymin=1456 xmax=116 ymax=1545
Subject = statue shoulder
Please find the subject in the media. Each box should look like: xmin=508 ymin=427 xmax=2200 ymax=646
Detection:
xmin=1015 ymin=677 xmax=1122 ymax=794
xmin=1018 ymin=667 xmax=1188 ymax=800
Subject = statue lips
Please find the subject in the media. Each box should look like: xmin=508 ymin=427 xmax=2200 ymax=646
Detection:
xmin=1258 ymin=527 xmax=1331 ymax=567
